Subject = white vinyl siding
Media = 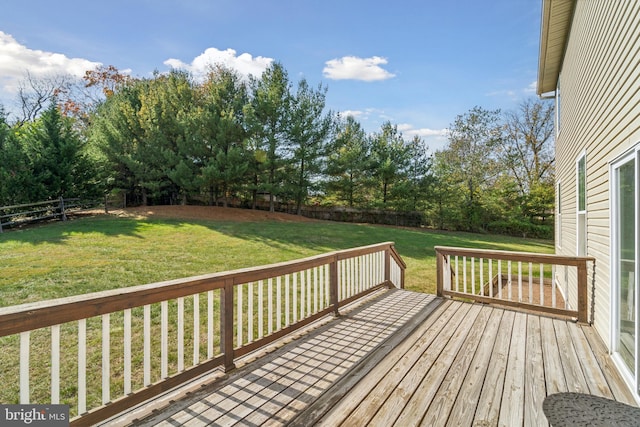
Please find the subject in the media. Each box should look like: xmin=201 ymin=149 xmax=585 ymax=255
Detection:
xmin=554 ymin=0 xmax=640 ymax=348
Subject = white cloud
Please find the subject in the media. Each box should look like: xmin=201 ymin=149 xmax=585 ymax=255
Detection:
xmin=323 ymin=56 xmax=395 ymax=81
xmin=0 ymin=31 xmax=101 ymax=94
xmin=399 ymin=124 xmax=448 ymax=138
xmin=525 ymin=80 xmax=537 ymax=93
xmin=164 ymin=47 xmax=273 ymax=80
xmin=340 ymin=110 xmax=364 ymax=118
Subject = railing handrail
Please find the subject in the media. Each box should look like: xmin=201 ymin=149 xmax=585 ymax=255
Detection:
xmin=434 ymin=246 xmax=595 ymax=266
xmin=0 ymin=241 xmax=400 ymax=337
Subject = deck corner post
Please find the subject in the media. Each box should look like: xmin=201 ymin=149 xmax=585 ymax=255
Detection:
xmin=577 ymin=260 xmax=588 ymax=323
xmin=330 ymin=255 xmax=339 ymax=317
xmin=221 ymin=278 xmax=236 ymax=371
xmin=384 ymin=248 xmax=391 ymax=283
xmin=436 ymin=248 xmax=444 ymax=297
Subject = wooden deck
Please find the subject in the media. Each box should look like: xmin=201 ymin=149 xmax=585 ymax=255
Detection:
xmin=111 ymin=289 xmax=637 ymax=427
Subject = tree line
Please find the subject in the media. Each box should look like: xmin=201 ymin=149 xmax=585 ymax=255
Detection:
xmin=0 ymin=63 xmax=554 ymax=237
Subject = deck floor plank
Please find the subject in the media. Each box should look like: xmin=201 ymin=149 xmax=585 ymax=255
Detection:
xmin=523 ymin=315 xmax=548 ymax=427
xmin=540 ymin=316 xmax=567 ymax=395
xmin=473 ymin=309 xmax=516 ymax=426
xmin=445 ymin=307 xmax=504 ymax=427
xmin=119 ymin=290 xmax=638 ymax=427
xmin=567 ymin=323 xmax=614 ymax=399
xmin=554 ymin=319 xmax=590 ymax=394
xmin=498 ymin=311 xmax=527 ymax=427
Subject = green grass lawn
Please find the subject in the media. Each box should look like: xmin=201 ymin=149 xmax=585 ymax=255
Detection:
xmin=0 ymin=212 xmax=554 ymax=307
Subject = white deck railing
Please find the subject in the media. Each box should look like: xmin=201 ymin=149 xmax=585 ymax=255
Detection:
xmin=0 ymin=242 xmax=405 ymax=426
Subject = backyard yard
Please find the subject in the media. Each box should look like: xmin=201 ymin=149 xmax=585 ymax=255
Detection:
xmin=0 ymin=205 xmax=553 ymax=307
xmin=0 ymin=205 xmax=555 ymax=421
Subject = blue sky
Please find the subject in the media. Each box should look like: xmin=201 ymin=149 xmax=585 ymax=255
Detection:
xmin=0 ymin=0 xmax=542 ymax=151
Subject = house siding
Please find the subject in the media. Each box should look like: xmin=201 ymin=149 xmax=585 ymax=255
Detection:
xmin=556 ymin=0 xmax=640 ymax=349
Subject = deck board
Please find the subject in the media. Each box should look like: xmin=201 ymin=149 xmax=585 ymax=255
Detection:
xmin=116 ymin=289 xmax=638 ymax=427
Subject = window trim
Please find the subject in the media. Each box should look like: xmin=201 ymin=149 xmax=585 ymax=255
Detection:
xmin=557 ymin=181 xmax=562 ymax=249
xmin=576 ymin=152 xmax=587 ymax=256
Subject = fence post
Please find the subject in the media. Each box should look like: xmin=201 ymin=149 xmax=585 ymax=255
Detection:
xmin=59 ymin=197 xmax=67 ymax=221
xmin=577 ymin=260 xmax=588 ymax=323
xmin=221 ymin=278 xmax=236 ymax=371
xmin=329 ymin=255 xmax=339 ymax=316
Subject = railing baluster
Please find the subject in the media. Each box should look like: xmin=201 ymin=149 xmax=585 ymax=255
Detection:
xmin=300 ymin=271 xmax=306 ymax=319
xmin=540 ymin=264 xmax=545 ymax=306
xmin=463 ymin=256 xmax=467 ymax=294
xmin=499 ymin=260 xmax=505 ymax=299
xmin=161 ymin=301 xmax=168 ymax=379
xmin=314 ymin=267 xmax=319 ymax=313
xmin=276 ymin=276 xmax=282 ymax=331
xmin=258 ymin=280 xmax=264 ymax=338
xmin=178 ymin=297 xmax=184 ymax=371
xmin=471 ymin=257 xmax=475 ymax=295
xmin=78 ymin=318 xmax=86 ymax=414
xmin=339 ymin=259 xmax=345 ymax=300
xmin=143 ymin=305 xmax=151 ymax=386
xmin=193 ymin=293 xmax=199 ymax=365
xmin=480 ymin=258 xmax=484 ymax=296
xmin=207 ymin=291 xmax=214 ymax=359
xmin=529 ymin=262 xmax=533 ymax=304
xmin=124 ymin=308 xmax=132 ymax=394
xmin=507 ymin=261 xmax=512 ymax=300
xmin=489 ymin=258 xmax=493 ymax=298
xmin=268 ymin=278 xmax=273 ymax=335
xmin=306 ymin=269 xmax=311 ymax=316
xmin=285 ymin=275 xmax=291 ymax=326
xmin=518 ymin=262 xmax=523 ymax=302
xmin=19 ymin=331 xmax=29 ymax=403
xmin=102 ymin=313 xmax=110 ymax=405
xmin=248 ymin=282 xmax=253 ymax=343
xmin=293 ymin=273 xmax=298 ymax=323
xmin=552 ymin=264 xmax=557 ymax=308
xmin=320 ymin=264 xmax=326 ymax=308
xmin=237 ymin=284 xmax=244 ymax=347
xmin=51 ymin=324 xmax=60 ymax=404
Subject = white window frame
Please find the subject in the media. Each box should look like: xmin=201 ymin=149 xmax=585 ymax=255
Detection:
xmin=576 ymin=152 xmax=587 ymax=256
xmin=556 ymin=181 xmax=562 ymax=249
xmin=610 ymin=146 xmax=640 ymax=398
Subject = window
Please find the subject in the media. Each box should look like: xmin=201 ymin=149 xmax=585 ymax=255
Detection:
xmin=577 ymin=154 xmax=586 ymax=256
xmin=557 ymin=181 xmax=562 ymax=248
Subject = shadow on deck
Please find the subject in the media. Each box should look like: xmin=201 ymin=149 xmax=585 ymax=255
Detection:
xmin=105 ymin=289 xmax=636 ymax=427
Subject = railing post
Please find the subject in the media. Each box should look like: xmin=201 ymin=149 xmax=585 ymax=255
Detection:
xmin=329 ymin=255 xmax=339 ymax=316
xmin=577 ymin=260 xmax=588 ymax=323
xmin=436 ymin=249 xmax=444 ymax=297
xmin=221 ymin=278 xmax=236 ymax=371
xmin=384 ymin=248 xmax=391 ymax=284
